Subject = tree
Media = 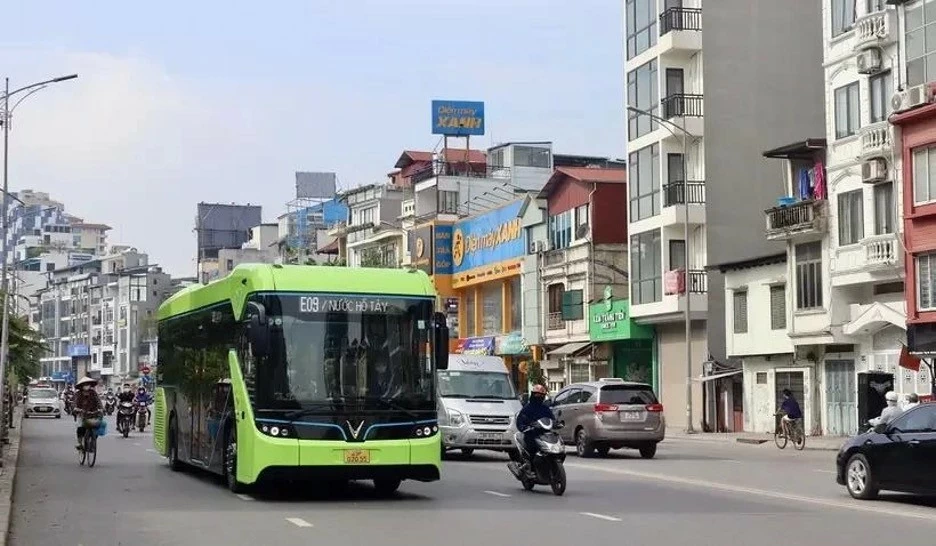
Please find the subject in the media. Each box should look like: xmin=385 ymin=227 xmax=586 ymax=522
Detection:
xmin=6 ymin=315 xmax=46 ymax=385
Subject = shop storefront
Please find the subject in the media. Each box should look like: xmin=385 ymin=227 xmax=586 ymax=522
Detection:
xmin=588 ymin=292 xmax=656 ymax=391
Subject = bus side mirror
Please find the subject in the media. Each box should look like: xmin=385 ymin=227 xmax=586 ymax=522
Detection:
xmin=246 ymin=302 xmax=270 ymax=357
xmin=432 ymin=312 xmax=449 ymax=370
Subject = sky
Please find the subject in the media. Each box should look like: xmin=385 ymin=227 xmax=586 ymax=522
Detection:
xmin=1 ymin=0 xmax=624 ymax=277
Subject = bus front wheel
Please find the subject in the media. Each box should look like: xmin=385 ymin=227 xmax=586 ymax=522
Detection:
xmin=373 ymin=478 xmax=401 ymax=496
xmin=224 ymin=426 xmax=247 ymax=494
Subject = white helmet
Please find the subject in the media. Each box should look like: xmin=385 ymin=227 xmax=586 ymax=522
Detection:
xmin=885 ymin=391 xmax=898 ymax=402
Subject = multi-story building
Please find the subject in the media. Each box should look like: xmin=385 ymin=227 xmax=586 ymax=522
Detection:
xmin=329 ymin=184 xmax=406 ymax=268
xmin=195 ymin=202 xmax=262 ymax=282
xmin=625 ymin=0 xmax=825 ymax=430
xmin=276 ymin=197 xmax=346 ymax=264
xmin=217 ymin=224 xmax=279 ymax=277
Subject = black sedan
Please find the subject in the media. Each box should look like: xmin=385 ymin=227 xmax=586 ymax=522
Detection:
xmin=836 ymin=403 xmax=936 ymax=500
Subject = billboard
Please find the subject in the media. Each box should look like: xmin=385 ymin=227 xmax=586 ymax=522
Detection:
xmin=196 ymin=203 xmax=263 ymax=259
xmin=296 ymin=172 xmax=337 ymax=199
xmin=452 ymin=200 xmax=524 ymax=275
xmin=411 ymin=225 xmax=433 ymax=275
xmin=432 ymin=100 xmax=485 ymax=136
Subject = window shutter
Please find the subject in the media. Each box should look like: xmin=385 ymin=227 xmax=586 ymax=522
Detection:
xmin=733 ymin=291 xmax=748 ymax=334
xmin=770 ymin=285 xmax=786 ymax=330
xmin=561 ymin=289 xmax=584 ymax=320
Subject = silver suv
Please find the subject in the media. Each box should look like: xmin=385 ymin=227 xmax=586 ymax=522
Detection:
xmin=549 ymin=378 xmax=664 ymax=459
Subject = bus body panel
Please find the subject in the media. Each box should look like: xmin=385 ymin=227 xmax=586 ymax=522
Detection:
xmin=153 ymin=387 xmax=168 ymax=456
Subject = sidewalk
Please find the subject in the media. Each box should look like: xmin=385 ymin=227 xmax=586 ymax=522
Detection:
xmin=665 ymin=428 xmax=846 ymax=451
xmin=0 ymin=409 xmax=24 ymax=546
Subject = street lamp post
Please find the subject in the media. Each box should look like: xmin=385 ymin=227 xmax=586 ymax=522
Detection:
xmin=0 ymin=74 xmax=78 ymax=455
xmin=626 ymin=105 xmax=697 ymax=433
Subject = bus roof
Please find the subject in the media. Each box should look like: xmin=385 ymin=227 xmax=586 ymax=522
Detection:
xmin=157 ymin=264 xmax=435 ymax=321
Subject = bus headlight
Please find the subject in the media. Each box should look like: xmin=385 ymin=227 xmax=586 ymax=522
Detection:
xmin=256 ymin=421 xmax=295 ymax=438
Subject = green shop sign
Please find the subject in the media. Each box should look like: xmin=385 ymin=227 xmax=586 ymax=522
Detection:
xmin=588 ymin=297 xmax=653 ymax=342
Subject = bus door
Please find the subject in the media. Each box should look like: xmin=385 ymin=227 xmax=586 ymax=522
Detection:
xmin=204 ymin=379 xmax=232 ymax=472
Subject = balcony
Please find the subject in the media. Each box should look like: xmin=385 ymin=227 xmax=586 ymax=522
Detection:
xmin=661 ymin=94 xmax=704 ymax=119
xmin=764 ymin=199 xmax=827 ymax=241
xmin=862 ymin=233 xmax=900 ymax=269
xmin=660 ymin=7 xmax=701 ymax=35
xmin=664 ymin=269 xmax=708 ymax=295
xmin=853 ymin=10 xmax=896 ymax=52
xmin=410 ymin=161 xmax=511 ymax=185
xmin=858 ymin=122 xmax=892 ymax=160
xmin=547 ymin=311 xmax=565 ymax=331
xmin=663 ymin=181 xmax=706 ymax=206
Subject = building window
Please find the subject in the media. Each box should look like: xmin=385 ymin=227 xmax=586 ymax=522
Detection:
xmin=514 ymin=146 xmax=551 ymax=168
xmin=489 ymin=148 xmax=505 ymax=169
xmin=912 ymin=146 xmax=936 ymax=204
xmin=756 ymin=372 xmax=768 ymax=384
xmin=355 ymin=207 xmax=375 ymax=226
xmin=907 ymin=2 xmax=936 ymax=87
xmin=548 ymin=210 xmax=572 ymax=250
xmin=917 ymin=253 xmax=936 ymax=310
xmin=510 ymin=276 xmax=522 ymax=332
xmin=832 ymin=0 xmax=856 ymax=37
xmin=561 ymin=289 xmax=584 ymax=320
xmin=465 ymin=289 xmax=476 ymax=337
xmin=867 ymin=0 xmax=884 ymax=12
xmin=795 ymin=242 xmax=823 ymax=310
xmin=669 ymin=239 xmax=686 ymax=271
xmin=873 ymin=182 xmax=895 ymax=235
xmin=439 ymin=190 xmax=459 ymax=214
xmin=482 ymin=283 xmax=503 ymax=335
xmin=628 ymin=144 xmax=660 ymax=221
xmin=631 ymin=230 xmax=662 ymax=305
xmin=627 ymin=60 xmax=658 ymax=141
xmin=226 ymin=259 xmax=234 ymax=271
xmin=869 ymin=71 xmax=893 ymax=123
xmin=733 ymin=291 xmax=748 ymax=334
xmin=834 ymin=82 xmax=860 ymax=139
xmin=574 ymin=204 xmax=589 ymax=238
xmin=770 ymin=285 xmax=787 ymax=330
xmin=625 ymin=0 xmax=656 ymax=59
xmin=837 ymin=189 xmax=864 ymax=246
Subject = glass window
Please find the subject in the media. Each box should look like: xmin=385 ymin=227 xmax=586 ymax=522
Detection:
xmin=575 ymin=204 xmax=589 ymax=235
xmin=548 ymin=210 xmax=573 ymax=250
xmin=625 ymin=0 xmax=657 ymax=59
xmin=438 ymin=370 xmax=516 ymax=399
xmin=837 ymin=189 xmax=865 ymax=245
xmin=631 ymin=230 xmax=662 ymax=305
xmin=439 ymin=190 xmax=459 ymax=214
xmin=510 ymin=276 xmax=522 ymax=332
xmin=869 ymin=72 xmax=893 ymax=124
xmin=465 ymin=289 xmax=476 ymax=337
xmin=917 ymin=253 xmax=936 ymax=310
xmin=629 ymin=144 xmax=660 ymax=221
xmin=627 ymin=60 xmax=659 ymax=141
xmin=832 ymin=0 xmax=856 ymax=37
xmin=906 ymin=0 xmax=936 ymax=87
xmin=770 ymin=285 xmax=787 ymax=330
xmin=890 ymin=405 xmax=936 ymax=432
xmin=669 ymin=239 xmax=686 ymax=271
xmin=834 ymin=82 xmax=860 ymax=139
xmin=513 ymin=146 xmax=551 ymax=168
xmin=599 ymin=385 xmax=658 ymax=405
xmin=733 ymin=291 xmax=748 ymax=334
xmin=867 ymin=0 xmax=884 ymax=12
xmin=873 ymin=182 xmax=895 ymax=235
xmin=482 ymin=283 xmax=503 ymax=335
xmin=913 ymin=146 xmax=936 ymax=204
xmin=795 ymin=242 xmax=824 ymax=310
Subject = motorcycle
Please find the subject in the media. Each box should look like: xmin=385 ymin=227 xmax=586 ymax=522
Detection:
xmin=136 ymin=400 xmax=149 ymax=432
xmin=506 ymin=417 xmax=567 ymax=496
xmin=64 ymin=398 xmax=74 ymax=420
xmin=104 ymin=395 xmax=116 ymax=416
xmin=117 ymin=401 xmax=134 ymax=438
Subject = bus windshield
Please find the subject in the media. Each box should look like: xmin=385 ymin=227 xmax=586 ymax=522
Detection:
xmin=250 ymin=293 xmax=435 ymax=411
xmin=438 ymin=370 xmax=516 ymax=399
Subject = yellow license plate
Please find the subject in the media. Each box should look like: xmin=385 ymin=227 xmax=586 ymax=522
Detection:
xmin=344 ymin=449 xmax=370 ymax=464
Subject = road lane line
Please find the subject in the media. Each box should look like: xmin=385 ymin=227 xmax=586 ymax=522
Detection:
xmin=236 ymin=494 xmax=254 ymax=501
xmin=813 ymin=469 xmax=836 ymax=474
xmin=483 ymin=490 xmax=512 ymax=498
xmin=580 ymin=512 xmax=622 ymax=522
xmin=564 ymin=462 xmax=936 ymax=523
xmin=286 ymin=517 xmax=313 ymax=528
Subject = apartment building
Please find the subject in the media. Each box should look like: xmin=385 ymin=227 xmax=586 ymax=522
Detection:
xmin=329 ymin=184 xmax=406 ymax=268
xmin=625 ymin=0 xmax=824 ymax=430
xmin=217 ymin=224 xmax=279 ymax=276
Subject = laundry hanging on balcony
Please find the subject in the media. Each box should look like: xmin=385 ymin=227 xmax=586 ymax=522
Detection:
xmin=797 ymin=168 xmax=813 ymax=200
xmin=813 ymin=161 xmax=826 ymax=200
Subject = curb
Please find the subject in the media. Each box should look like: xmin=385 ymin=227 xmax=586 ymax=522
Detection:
xmin=0 ymin=409 xmax=24 ymax=546
xmin=667 ymin=433 xmax=843 ymax=452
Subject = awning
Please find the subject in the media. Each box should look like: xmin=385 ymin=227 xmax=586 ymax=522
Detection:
xmin=843 ymin=302 xmax=905 ymax=336
xmin=548 ymin=342 xmax=592 ymax=357
xmin=694 ymin=369 xmax=742 ymax=382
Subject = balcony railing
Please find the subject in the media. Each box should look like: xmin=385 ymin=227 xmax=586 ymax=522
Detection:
xmin=854 ymin=10 xmax=895 ymax=50
xmin=663 ymin=181 xmax=706 ymax=206
xmin=765 ymin=199 xmax=826 ymax=239
xmin=859 ymin=122 xmax=892 ymax=160
xmin=862 ymin=233 xmax=899 ymax=267
xmin=664 ymin=269 xmax=708 ymax=295
xmin=687 ymin=269 xmax=707 ymax=293
xmin=660 ymin=7 xmax=702 ymax=34
xmin=410 ymin=161 xmax=511 ymax=185
xmin=661 ymin=94 xmax=704 ymax=118
xmin=547 ymin=311 xmax=565 ymax=331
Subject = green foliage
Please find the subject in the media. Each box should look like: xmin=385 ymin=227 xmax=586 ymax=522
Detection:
xmin=527 ymin=360 xmax=545 ymax=387
xmin=6 ymin=315 xmax=46 ymax=385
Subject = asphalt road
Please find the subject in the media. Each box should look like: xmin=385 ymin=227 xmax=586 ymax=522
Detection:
xmin=10 ymin=417 xmax=936 ymax=546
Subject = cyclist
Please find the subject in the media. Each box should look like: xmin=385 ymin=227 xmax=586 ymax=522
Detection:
xmin=777 ymin=388 xmax=803 ymax=433
xmin=73 ymin=376 xmax=103 ymax=450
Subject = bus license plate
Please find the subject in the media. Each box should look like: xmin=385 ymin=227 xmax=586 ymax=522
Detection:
xmin=621 ymin=411 xmax=641 ymax=421
xmin=344 ymin=449 xmax=370 ymax=464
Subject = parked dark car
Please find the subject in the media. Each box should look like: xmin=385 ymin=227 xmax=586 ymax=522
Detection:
xmin=836 ymin=403 xmax=936 ymax=500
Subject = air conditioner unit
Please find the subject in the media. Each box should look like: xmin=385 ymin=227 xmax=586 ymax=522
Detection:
xmin=891 ymin=85 xmax=931 ymax=113
xmin=856 ymin=48 xmax=883 ymax=75
xmin=861 ymin=158 xmax=888 ymax=184
xmin=529 ymin=240 xmax=544 ymax=254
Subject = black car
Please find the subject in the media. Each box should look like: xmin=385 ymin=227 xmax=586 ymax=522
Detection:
xmin=836 ymin=403 xmax=936 ymax=500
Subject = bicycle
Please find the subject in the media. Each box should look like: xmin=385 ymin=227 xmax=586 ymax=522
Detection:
xmin=76 ymin=411 xmax=101 ymax=467
xmin=774 ymin=411 xmax=806 ymax=450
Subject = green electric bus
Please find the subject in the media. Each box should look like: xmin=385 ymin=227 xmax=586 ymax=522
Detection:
xmin=152 ymin=264 xmax=450 ymax=494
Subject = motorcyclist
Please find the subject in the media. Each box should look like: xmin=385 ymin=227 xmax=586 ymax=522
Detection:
xmin=516 ymin=384 xmax=555 ymax=468
xmin=73 ymin=377 xmax=103 ymax=450
xmin=870 ymin=391 xmax=902 ymax=427
xmin=134 ymin=386 xmax=153 ymax=424
xmin=117 ymin=384 xmax=135 ymax=404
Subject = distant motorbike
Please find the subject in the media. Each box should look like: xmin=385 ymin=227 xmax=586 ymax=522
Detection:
xmin=136 ymin=400 xmax=149 ymax=433
xmin=507 ymin=417 xmax=567 ymax=496
xmin=104 ymin=395 xmax=116 ymax=416
xmin=117 ymin=402 xmax=134 ymax=438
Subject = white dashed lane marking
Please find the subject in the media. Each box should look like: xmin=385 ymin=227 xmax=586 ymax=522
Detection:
xmin=580 ymin=512 xmax=622 ymax=522
xmin=286 ymin=517 xmax=313 ymax=528
xmin=483 ymin=490 xmax=512 ymax=498
xmin=236 ymin=494 xmax=254 ymax=501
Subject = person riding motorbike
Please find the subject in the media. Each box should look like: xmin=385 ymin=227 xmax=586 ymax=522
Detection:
xmin=73 ymin=377 xmax=103 ymax=450
xmin=134 ymin=387 xmax=153 ymax=425
xmin=870 ymin=391 xmax=902 ymax=427
xmin=516 ymin=384 xmax=555 ymax=469
xmin=117 ymin=384 xmax=134 ymax=404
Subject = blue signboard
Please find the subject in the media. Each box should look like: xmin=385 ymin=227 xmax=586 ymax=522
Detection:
xmin=456 ymin=336 xmax=495 ymax=355
xmin=452 ymin=200 xmax=525 ymax=274
xmin=69 ymin=344 xmax=89 ymax=358
xmin=51 ymin=370 xmax=68 ymax=381
xmin=432 ymin=100 xmax=485 ymax=136
xmin=434 ymin=224 xmax=454 ymax=275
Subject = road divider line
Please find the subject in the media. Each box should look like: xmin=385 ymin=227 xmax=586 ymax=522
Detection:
xmin=236 ymin=494 xmax=254 ymax=501
xmin=286 ymin=517 xmax=313 ymax=528
xmin=580 ymin=512 xmax=622 ymax=522
xmin=564 ymin=462 xmax=936 ymax=523
xmin=483 ymin=490 xmax=512 ymax=498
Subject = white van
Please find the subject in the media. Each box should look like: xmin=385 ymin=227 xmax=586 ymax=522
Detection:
xmin=437 ymin=354 xmax=523 ymax=456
